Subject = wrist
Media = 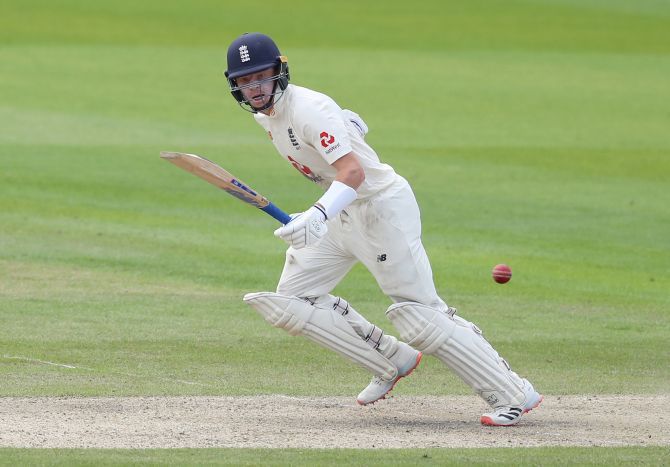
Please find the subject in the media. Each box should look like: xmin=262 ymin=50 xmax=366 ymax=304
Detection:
xmin=315 ymin=181 xmax=358 ymax=219
xmin=312 ymin=203 xmax=327 ymax=220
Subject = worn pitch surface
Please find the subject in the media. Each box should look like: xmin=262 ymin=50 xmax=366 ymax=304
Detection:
xmin=1 ymin=395 xmax=666 ymax=448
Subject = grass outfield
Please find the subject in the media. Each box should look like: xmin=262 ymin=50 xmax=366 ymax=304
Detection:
xmin=1 ymin=0 xmax=669 ymax=463
xmin=0 ymin=447 xmax=669 ymax=466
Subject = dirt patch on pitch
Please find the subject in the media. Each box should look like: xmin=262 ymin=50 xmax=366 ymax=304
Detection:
xmin=0 ymin=395 xmax=667 ymax=448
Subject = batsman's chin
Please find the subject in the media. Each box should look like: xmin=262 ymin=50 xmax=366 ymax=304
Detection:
xmin=249 ymin=95 xmax=268 ymax=106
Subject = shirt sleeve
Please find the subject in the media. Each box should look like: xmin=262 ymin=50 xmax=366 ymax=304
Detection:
xmin=294 ymin=94 xmax=353 ymax=164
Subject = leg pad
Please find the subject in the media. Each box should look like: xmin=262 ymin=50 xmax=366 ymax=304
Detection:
xmin=244 ymin=292 xmax=397 ymax=380
xmin=387 ymin=302 xmax=525 ymax=407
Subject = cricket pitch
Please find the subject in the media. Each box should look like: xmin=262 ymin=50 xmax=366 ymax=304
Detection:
xmin=0 ymin=395 xmax=667 ymax=448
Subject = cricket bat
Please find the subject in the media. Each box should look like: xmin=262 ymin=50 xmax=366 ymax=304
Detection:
xmin=160 ymin=151 xmax=291 ymax=224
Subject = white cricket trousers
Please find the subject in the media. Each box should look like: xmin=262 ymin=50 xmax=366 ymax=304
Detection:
xmin=276 ymin=175 xmax=448 ymax=312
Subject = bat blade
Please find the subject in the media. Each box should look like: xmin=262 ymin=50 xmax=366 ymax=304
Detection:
xmin=160 ymin=151 xmax=291 ymax=224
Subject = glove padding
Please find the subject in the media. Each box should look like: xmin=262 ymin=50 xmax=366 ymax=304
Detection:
xmin=273 ymin=206 xmax=328 ymax=249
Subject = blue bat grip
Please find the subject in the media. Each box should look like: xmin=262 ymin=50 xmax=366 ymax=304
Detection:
xmin=260 ymin=202 xmax=292 ymax=224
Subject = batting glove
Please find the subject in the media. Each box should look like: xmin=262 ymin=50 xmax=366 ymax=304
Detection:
xmin=273 ymin=206 xmax=328 ymax=249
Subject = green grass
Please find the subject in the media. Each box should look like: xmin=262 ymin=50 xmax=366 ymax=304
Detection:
xmin=1 ymin=0 xmax=669 ymax=463
xmin=1 ymin=447 xmax=669 ymax=466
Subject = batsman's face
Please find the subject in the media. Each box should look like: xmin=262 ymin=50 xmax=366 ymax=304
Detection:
xmin=236 ymin=67 xmax=277 ymax=109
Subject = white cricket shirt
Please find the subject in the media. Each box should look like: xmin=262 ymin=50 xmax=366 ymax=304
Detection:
xmin=254 ymin=84 xmax=396 ymax=199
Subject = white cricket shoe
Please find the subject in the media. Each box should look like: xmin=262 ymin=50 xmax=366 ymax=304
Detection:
xmin=356 ymin=342 xmax=422 ymax=405
xmin=480 ymin=378 xmax=543 ymax=426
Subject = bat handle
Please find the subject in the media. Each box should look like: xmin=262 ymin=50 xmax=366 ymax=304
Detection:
xmin=260 ymin=202 xmax=292 ymax=225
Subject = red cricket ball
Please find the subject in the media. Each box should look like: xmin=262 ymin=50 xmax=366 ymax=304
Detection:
xmin=492 ymin=264 xmax=512 ymax=284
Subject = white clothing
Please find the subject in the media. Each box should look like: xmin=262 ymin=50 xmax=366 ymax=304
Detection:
xmin=254 ymin=83 xmax=447 ymax=310
xmin=277 ymin=176 xmax=448 ymax=312
xmin=254 ymin=84 xmax=396 ymax=199
xmin=246 ymin=82 xmax=538 ymax=420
